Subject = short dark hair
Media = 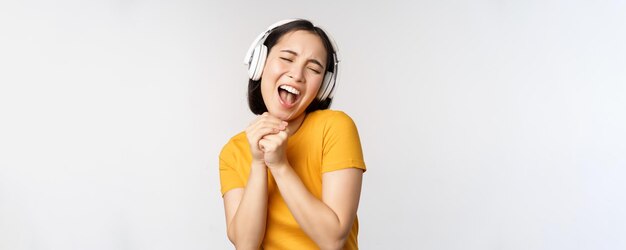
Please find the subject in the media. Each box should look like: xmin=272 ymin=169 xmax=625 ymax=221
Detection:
xmin=247 ymin=19 xmax=336 ymax=115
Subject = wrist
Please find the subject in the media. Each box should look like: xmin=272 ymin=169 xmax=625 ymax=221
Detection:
xmin=250 ymin=160 xmax=267 ymax=173
xmin=268 ymin=162 xmax=290 ymax=176
xmin=251 ymin=159 xmax=266 ymax=168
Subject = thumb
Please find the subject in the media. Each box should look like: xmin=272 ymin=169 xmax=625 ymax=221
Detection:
xmin=277 ymin=130 xmax=288 ymax=140
xmin=258 ymin=138 xmax=268 ymax=152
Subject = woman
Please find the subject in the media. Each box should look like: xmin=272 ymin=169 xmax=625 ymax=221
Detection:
xmin=219 ymin=19 xmax=366 ymax=250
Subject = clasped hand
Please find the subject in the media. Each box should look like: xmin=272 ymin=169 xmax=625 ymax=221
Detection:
xmin=245 ymin=112 xmax=290 ymax=169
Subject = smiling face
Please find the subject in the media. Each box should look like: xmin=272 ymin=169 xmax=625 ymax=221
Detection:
xmin=260 ymin=30 xmax=328 ymax=121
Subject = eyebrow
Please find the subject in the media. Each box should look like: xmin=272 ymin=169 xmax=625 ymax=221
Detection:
xmin=280 ymin=49 xmax=325 ymax=69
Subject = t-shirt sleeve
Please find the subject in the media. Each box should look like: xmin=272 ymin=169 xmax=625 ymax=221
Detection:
xmin=321 ymin=111 xmax=367 ymax=173
xmin=219 ymin=142 xmax=245 ymax=196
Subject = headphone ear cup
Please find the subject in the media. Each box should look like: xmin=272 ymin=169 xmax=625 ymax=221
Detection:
xmin=249 ymin=45 xmax=268 ymax=81
xmin=247 ymin=45 xmax=259 ymax=79
xmin=317 ymin=71 xmax=333 ymax=101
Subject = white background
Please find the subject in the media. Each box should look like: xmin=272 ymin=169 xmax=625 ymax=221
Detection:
xmin=1 ymin=0 xmax=625 ymax=249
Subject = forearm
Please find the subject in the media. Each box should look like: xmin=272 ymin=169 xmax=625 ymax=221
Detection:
xmin=228 ymin=163 xmax=268 ymax=249
xmin=270 ymin=165 xmax=347 ymax=250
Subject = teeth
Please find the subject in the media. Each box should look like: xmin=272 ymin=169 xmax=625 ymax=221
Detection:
xmin=279 ymin=85 xmax=300 ymax=95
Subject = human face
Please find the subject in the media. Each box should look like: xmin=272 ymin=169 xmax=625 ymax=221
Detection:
xmin=260 ymin=30 xmax=328 ymax=122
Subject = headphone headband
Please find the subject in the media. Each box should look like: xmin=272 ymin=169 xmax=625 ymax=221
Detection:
xmin=244 ymin=19 xmax=339 ymax=101
xmin=243 ymin=19 xmax=300 ymax=65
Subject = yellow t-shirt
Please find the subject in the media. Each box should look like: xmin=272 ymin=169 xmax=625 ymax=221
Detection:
xmin=219 ymin=109 xmax=366 ymax=250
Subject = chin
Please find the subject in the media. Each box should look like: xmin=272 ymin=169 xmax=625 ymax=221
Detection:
xmin=269 ymin=107 xmax=302 ymax=121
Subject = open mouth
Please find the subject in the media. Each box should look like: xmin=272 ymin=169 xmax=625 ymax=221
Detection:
xmin=278 ymin=85 xmax=301 ymax=107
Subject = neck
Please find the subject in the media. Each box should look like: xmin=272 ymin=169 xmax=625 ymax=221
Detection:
xmin=285 ymin=113 xmax=306 ymax=137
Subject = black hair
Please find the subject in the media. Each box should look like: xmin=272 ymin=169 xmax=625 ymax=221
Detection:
xmin=247 ymin=19 xmax=336 ymax=115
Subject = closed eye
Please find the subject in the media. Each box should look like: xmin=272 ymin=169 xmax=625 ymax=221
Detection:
xmin=308 ymin=67 xmax=322 ymax=74
xmin=280 ymin=57 xmax=293 ymax=62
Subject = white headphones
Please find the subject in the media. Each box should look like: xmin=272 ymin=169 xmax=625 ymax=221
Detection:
xmin=243 ymin=19 xmax=339 ymax=102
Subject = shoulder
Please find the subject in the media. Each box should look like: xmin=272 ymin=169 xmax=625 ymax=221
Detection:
xmin=307 ymin=109 xmax=358 ymax=133
xmin=307 ymin=109 xmax=355 ymax=125
xmin=219 ymin=131 xmax=249 ymax=159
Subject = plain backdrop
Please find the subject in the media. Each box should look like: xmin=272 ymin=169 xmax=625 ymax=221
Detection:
xmin=1 ymin=0 xmax=625 ymax=249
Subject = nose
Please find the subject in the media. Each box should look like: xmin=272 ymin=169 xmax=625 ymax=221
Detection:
xmin=287 ymin=64 xmax=305 ymax=82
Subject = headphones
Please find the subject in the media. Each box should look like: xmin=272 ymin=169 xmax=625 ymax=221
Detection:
xmin=243 ymin=19 xmax=339 ymax=102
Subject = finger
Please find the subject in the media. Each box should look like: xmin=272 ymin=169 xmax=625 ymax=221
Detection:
xmin=261 ymin=131 xmax=288 ymax=142
xmin=250 ymin=116 xmax=287 ymax=130
xmin=261 ymin=133 xmax=285 ymax=147
xmin=277 ymin=130 xmax=288 ymax=140
xmin=249 ymin=123 xmax=286 ymax=140
xmin=260 ymin=120 xmax=287 ymax=129
xmin=258 ymin=139 xmax=266 ymax=151
xmin=246 ymin=114 xmax=288 ymax=152
xmin=260 ymin=118 xmax=288 ymax=129
xmin=250 ymin=119 xmax=286 ymax=135
xmin=246 ymin=125 xmax=278 ymax=149
xmin=248 ymin=112 xmax=279 ymax=126
xmin=258 ymin=138 xmax=275 ymax=152
xmin=246 ymin=121 xmax=284 ymax=140
xmin=250 ymin=127 xmax=282 ymax=141
xmin=258 ymin=113 xmax=288 ymax=126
